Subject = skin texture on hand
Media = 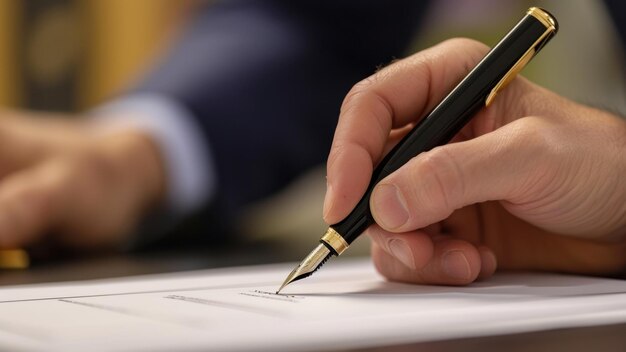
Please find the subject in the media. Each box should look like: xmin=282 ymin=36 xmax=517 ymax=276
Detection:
xmin=323 ymin=38 xmax=626 ymax=285
xmin=0 ymin=111 xmax=165 ymax=251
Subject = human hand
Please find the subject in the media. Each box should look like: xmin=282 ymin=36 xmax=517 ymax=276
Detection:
xmin=0 ymin=111 xmax=164 ymax=251
xmin=323 ymin=38 xmax=626 ymax=285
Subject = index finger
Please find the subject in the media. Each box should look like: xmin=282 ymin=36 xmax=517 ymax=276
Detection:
xmin=323 ymin=38 xmax=490 ymax=224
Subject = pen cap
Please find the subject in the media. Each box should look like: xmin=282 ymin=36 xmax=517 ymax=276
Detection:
xmin=485 ymin=7 xmax=558 ymax=105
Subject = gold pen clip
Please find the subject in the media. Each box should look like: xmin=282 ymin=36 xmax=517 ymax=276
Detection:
xmin=485 ymin=7 xmax=558 ymax=106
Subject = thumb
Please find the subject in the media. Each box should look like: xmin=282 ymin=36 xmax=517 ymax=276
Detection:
xmin=369 ymin=116 xmax=557 ymax=232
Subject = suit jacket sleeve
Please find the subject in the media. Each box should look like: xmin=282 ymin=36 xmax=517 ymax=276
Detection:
xmin=134 ymin=0 xmax=429 ymax=237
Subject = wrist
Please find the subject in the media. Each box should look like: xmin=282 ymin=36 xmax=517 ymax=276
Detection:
xmin=93 ymin=130 xmax=166 ymax=216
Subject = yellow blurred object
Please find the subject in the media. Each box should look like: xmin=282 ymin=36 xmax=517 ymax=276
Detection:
xmin=0 ymin=249 xmax=30 ymax=269
xmin=78 ymin=0 xmax=189 ymax=108
xmin=0 ymin=1 xmax=189 ymax=111
xmin=0 ymin=1 xmax=22 ymax=107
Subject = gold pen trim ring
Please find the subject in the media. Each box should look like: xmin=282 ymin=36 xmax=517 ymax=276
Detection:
xmin=321 ymin=228 xmax=349 ymax=255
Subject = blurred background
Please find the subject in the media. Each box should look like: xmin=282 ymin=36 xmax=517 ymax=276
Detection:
xmin=0 ymin=0 xmax=623 ymax=256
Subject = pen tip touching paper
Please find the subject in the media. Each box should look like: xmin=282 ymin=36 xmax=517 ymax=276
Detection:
xmin=276 ymin=243 xmax=332 ymax=294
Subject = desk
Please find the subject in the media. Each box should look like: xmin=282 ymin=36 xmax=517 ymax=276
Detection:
xmin=1 ymin=242 xmax=624 ymax=352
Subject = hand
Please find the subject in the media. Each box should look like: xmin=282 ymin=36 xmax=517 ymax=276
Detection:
xmin=323 ymin=38 xmax=626 ymax=285
xmin=0 ymin=111 xmax=165 ymax=251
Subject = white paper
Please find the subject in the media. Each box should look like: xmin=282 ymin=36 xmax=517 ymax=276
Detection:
xmin=1 ymin=259 xmax=625 ymax=351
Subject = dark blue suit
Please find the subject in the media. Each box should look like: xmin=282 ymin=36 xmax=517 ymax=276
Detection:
xmin=136 ymin=1 xmax=625 ymax=244
xmin=137 ymin=0 xmax=428 ymax=241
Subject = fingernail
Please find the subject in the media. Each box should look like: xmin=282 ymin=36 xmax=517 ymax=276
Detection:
xmin=371 ymin=184 xmax=409 ymax=229
xmin=322 ymin=181 xmax=334 ymax=220
xmin=388 ymin=238 xmax=416 ymax=270
xmin=442 ymin=250 xmax=471 ymax=281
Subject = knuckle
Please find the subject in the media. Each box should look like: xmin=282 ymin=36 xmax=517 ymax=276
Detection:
xmin=513 ymin=85 xmax=553 ymax=118
xmin=520 ymin=83 xmax=574 ymax=121
xmin=340 ymin=76 xmax=377 ymax=114
xmin=503 ymin=118 xmax=553 ymax=155
xmin=336 ymin=87 xmax=394 ymax=164
xmin=497 ymin=119 xmax=566 ymax=200
xmin=444 ymin=37 xmax=489 ymax=52
xmin=411 ymin=146 xmax=464 ymax=212
xmin=326 ymin=142 xmax=348 ymax=174
xmin=340 ymin=74 xmax=394 ymax=126
xmin=442 ymin=37 xmax=490 ymax=65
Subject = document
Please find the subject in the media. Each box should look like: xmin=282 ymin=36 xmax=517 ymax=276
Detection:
xmin=1 ymin=259 xmax=626 ymax=351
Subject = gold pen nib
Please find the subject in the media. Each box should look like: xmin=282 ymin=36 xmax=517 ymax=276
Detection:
xmin=276 ymin=243 xmax=332 ymax=294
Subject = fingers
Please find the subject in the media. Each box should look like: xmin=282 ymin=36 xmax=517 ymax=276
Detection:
xmin=0 ymin=130 xmax=163 ymax=250
xmin=0 ymin=156 xmax=122 ymax=249
xmin=369 ymin=117 xmax=558 ymax=233
xmin=323 ymin=38 xmax=491 ymax=224
xmin=0 ymin=113 xmax=83 ymax=176
xmin=367 ymin=225 xmax=497 ymax=285
xmin=365 ymin=225 xmax=434 ymax=270
xmin=0 ymin=161 xmax=67 ymax=248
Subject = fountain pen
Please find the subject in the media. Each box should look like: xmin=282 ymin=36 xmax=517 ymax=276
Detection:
xmin=277 ymin=7 xmax=558 ymax=293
